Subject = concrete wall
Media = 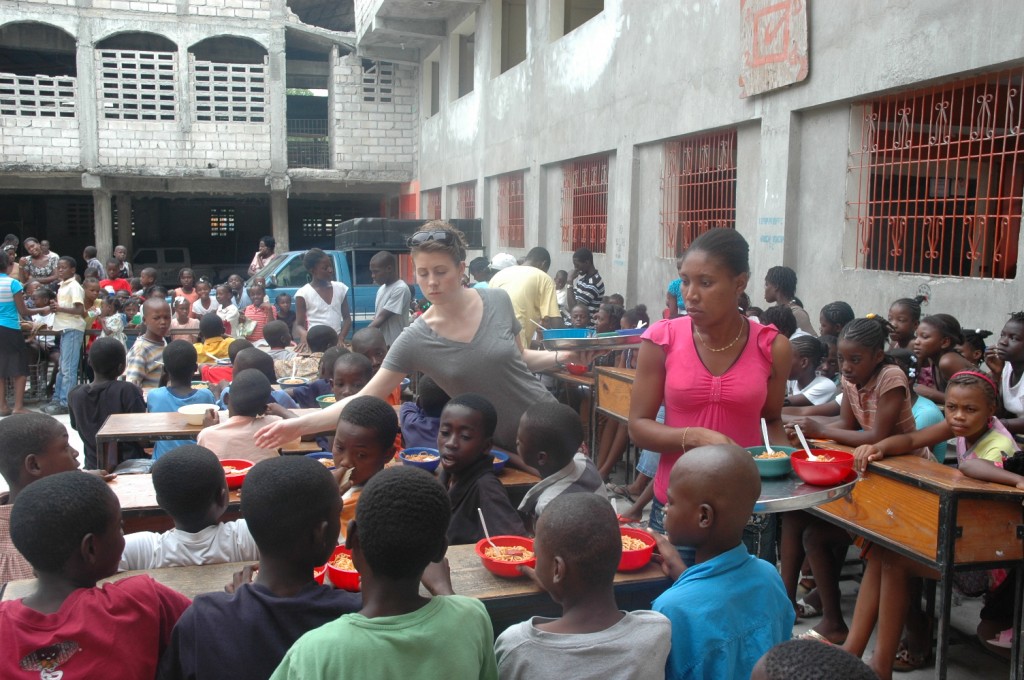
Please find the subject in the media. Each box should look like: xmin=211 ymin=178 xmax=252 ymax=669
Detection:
xmin=410 ymin=0 xmax=1024 ymax=333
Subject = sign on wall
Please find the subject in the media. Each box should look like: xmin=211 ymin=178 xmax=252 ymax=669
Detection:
xmin=739 ymin=0 xmax=809 ymax=98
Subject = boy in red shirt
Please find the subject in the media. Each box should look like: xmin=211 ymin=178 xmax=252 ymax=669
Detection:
xmin=0 ymin=472 xmax=191 ymax=679
xmin=100 ymin=258 xmax=132 ymax=295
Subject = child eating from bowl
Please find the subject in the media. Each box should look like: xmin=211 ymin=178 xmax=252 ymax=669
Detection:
xmin=197 ymin=369 xmax=282 ymax=463
xmin=400 ymin=375 xmax=450 ymax=449
xmin=271 ymin=466 xmax=498 ymax=679
xmin=119 ymin=445 xmax=258 ymax=571
xmin=516 ymin=402 xmax=606 ymax=534
xmin=495 ymin=493 xmax=670 ymax=678
xmin=194 ymin=313 xmax=235 ymax=365
xmin=331 ymin=396 xmax=399 ymax=538
xmin=0 ymin=472 xmax=191 ymax=679
xmin=158 ymin=455 xmax=361 ymax=680
xmin=652 ymin=444 xmax=793 ymax=680
xmin=286 ymin=345 xmax=345 ymax=408
xmin=438 ymin=393 xmax=526 ymax=544
xmin=148 ymin=340 xmax=217 ymax=460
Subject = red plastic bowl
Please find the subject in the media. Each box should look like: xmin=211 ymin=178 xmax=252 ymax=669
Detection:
xmin=566 ymin=362 xmax=589 ymax=376
xmin=475 ymin=536 xmax=535 ymax=578
xmin=324 ymin=546 xmax=360 ymax=592
xmin=790 ymin=449 xmax=854 ymax=486
xmin=313 ymin=564 xmax=327 ymax=585
xmin=220 ymin=459 xmax=254 ymax=490
xmin=618 ymin=527 xmax=656 ymax=572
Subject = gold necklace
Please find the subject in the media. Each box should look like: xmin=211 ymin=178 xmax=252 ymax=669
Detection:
xmin=694 ymin=318 xmax=746 ymax=353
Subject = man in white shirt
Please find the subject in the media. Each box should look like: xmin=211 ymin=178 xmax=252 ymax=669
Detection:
xmin=368 ymin=251 xmax=411 ymax=347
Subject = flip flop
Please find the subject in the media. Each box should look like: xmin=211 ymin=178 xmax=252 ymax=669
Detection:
xmin=989 ymin=628 xmax=1013 ymax=649
xmin=797 ymin=629 xmax=833 ymax=645
xmin=893 ymin=640 xmax=930 ymax=672
xmin=796 ymin=598 xmax=822 ymax=618
xmin=606 ymin=483 xmax=636 ymax=502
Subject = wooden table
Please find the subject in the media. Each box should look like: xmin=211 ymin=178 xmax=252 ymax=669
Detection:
xmin=594 ymin=366 xmax=636 ymax=422
xmin=0 ymin=544 xmax=669 ymax=634
xmin=809 ymin=454 xmax=1024 ymax=680
xmin=95 ymin=410 xmax=322 ymax=472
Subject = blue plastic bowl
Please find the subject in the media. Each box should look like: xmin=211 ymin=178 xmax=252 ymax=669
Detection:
xmin=616 ymin=328 xmax=646 ymax=337
xmin=746 ymin=446 xmax=796 ymax=478
xmin=306 ymin=452 xmax=336 ymax=470
xmin=492 ymin=450 xmax=510 ymax=474
xmin=542 ymin=328 xmax=594 ymax=340
xmin=399 ymin=447 xmax=441 ymax=472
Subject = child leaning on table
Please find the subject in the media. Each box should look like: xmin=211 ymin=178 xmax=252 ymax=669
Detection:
xmin=842 ymin=370 xmax=1024 ymax=680
xmin=515 ymin=402 xmax=606 ymax=534
xmin=270 ymin=466 xmax=498 ymax=680
xmin=197 ymin=369 xmax=282 ymax=463
xmin=437 ymin=393 xmax=527 ymax=545
xmin=651 ymin=444 xmax=794 ymax=680
xmin=399 ymin=375 xmax=450 ymax=449
xmin=156 ymin=456 xmax=361 ymax=680
xmin=0 ymin=472 xmax=191 ymax=680
xmin=147 ymin=340 xmax=217 ymax=460
xmin=274 ymin=323 xmax=339 ymax=382
xmin=494 ymin=493 xmax=670 ymax=680
xmin=68 ymin=337 xmax=147 ymax=470
xmin=120 ymin=445 xmax=258 ymax=571
xmin=286 ymin=345 xmax=345 ymax=408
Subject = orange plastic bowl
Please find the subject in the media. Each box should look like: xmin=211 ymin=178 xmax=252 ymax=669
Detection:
xmin=324 ymin=546 xmax=360 ymax=592
xmin=790 ymin=449 xmax=854 ymax=486
xmin=220 ymin=459 xmax=254 ymax=490
xmin=618 ymin=527 xmax=656 ymax=572
xmin=475 ymin=536 xmax=536 ymax=578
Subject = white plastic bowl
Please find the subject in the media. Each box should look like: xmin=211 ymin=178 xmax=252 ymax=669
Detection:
xmin=178 ymin=403 xmax=214 ymax=426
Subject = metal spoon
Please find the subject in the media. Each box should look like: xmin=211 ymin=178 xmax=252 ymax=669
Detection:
xmin=793 ymin=424 xmax=821 ymax=461
xmin=477 ymin=508 xmax=498 ymax=549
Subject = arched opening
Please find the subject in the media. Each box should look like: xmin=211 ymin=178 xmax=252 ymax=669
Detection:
xmin=0 ymin=22 xmax=77 ymax=117
xmin=95 ymin=32 xmax=178 ymax=121
xmin=188 ymin=36 xmax=268 ymax=124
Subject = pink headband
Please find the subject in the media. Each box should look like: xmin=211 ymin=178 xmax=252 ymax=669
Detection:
xmin=950 ymin=370 xmax=999 ymax=396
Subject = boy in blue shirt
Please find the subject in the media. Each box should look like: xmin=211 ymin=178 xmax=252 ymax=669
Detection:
xmin=147 ymin=340 xmax=216 ymax=459
xmin=652 ymin=444 xmax=794 ymax=680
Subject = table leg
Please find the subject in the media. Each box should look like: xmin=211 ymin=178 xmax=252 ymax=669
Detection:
xmin=1013 ymin=565 xmax=1023 ymax=680
xmin=101 ymin=441 xmax=118 ymax=474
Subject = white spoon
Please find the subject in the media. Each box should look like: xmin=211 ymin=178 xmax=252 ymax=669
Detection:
xmin=477 ymin=508 xmax=498 ymax=549
xmin=760 ymin=417 xmax=773 ymax=454
xmin=793 ymin=424 xmax=821 ymax=461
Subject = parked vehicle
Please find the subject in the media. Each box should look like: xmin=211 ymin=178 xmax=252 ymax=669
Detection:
xmin=133 ymin=247 xmax=245 ymax=287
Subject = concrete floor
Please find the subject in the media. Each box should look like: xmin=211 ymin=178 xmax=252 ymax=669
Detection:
xmin=0 ymin=409 xmax=1016 ymax=678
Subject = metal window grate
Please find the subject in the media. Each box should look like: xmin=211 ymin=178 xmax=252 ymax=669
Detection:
xmin=848 ymin=68 xmax=1024 ymax=279
xmin=423 ymin=189 xmax=441 ymax=220
xmin=210 ymin=207 xmax=235 ymax=237
xmin=192 ymin=57 xmax=267 ymax=123
xmin=456 ymin=182 xmax=476 ymax=219
xmin=498 ymin=172 xmax=525 ymax=248
xmin=287 ymin=118 xmax=329 ymax=169
xmin=561 ymin=157 xmax=608 ymax=253
xmin=361 ymin=60 xmax=394 ymax=103
xmin=66 ymin=201 xmax=93 ymax=238
xmin=660 ymin=130 xmax=737 ymax=258
xmin=99 ymin=50 xmax=177 ymax=121
xmin=0 ymin=73 xmax=76 ymax=117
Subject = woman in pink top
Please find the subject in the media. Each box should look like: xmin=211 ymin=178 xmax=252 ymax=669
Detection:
xmin=628 ymin=228 xmax=791 ymax=564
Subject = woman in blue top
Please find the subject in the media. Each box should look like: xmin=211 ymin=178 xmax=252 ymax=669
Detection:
xmin=665 ymin=255 xmax=685 ymax=318
xmin=0 ymin=251 xmax=32 ymax=415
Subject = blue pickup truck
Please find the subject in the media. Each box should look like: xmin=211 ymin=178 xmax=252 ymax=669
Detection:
xmin=246 ymin=218 xmax=482 ymax=338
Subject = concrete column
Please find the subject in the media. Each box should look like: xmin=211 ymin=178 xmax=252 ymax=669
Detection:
xmin=76 ymin=22 xmax=98 ymax=169
xmin=749 ymin=110 xmax=799 ymax=280
xmin=270 ymin=191 xmax=289 ymax=252
xmin=93 ymin=189 xmax=113 ymax=262
xmin=115 ymin=194 xmax=133 ymax=255
xmin=267 ymin=29 xmax=287 ymax=174
xmin=327 ymin=45 xmax=338 ymax=170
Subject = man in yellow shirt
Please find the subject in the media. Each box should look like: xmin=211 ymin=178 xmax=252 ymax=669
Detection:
xmin=489 ymin=247 xmax=562 ymax=349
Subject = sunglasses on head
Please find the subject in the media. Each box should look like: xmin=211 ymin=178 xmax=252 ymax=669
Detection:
xmin=407 ymin=230 xmax=456 ymax=248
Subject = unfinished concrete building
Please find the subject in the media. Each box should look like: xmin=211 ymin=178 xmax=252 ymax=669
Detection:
xmin=354 ymin=0 xmax=1024 ymax=331
xmin=0 ymin=0 xmax=418 ymax=266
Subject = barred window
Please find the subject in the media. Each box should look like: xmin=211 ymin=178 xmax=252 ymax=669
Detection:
xmin=192 ymin=58 xmax=267 ymax=123
xmin=210 ymin=207 xmax=235 ymax=237
xmin=98 ymin=50 xmax=177 ymax=121
xmin=423 ymin=189 xmax=441 ymax=220
xmin=561 ymin=156 xmax=608 ymax=253
xmin=660 ymin=130 xmax=737 ymax=258
xmin=362 ymin=60 xmax=394 ymax=104
xmin=848 ymin=68 xmax=1023 ymax=279
xmin=66 ymin=201 xmax=93 ymax=238
xmin=0 ymin=74 xmax=76 ymax=117
xmin=498 ymin=172 xmax=525 ymax=248
xmin=456 ymin=182 xmax=476 ymax=219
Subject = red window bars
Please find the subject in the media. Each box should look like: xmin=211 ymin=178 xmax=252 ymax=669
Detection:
xmin=456 ymin=182 xmax=476 ymax=219
xmin=660 ymin=130 xmax=737 ymax=258
xmin=423 ymin=189 xmax=441 ymax=221
xmin=498 ymin=172 xmax=525 ymax=248
xmin=849 ymin=68 xmax=1023 ymax=279
xmin=561 ymin=156 xmax=609 ymax=253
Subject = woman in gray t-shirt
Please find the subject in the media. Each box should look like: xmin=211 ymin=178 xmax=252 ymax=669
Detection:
xmin=255 ymin=222 xmax=591 ymax=470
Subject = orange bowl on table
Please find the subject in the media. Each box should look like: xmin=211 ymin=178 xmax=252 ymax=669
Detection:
xmin=475 ymin=536 xmax=535 ymax=578
xmin=790 ymin=449 xmax=854 ymax=486
xmin=324 ymin=545 xmax=360 ymax=592
xmin=220 ymin=459 xmax=254 ymax=489
xmin=618 ymin=527 xmax=656 ymax=571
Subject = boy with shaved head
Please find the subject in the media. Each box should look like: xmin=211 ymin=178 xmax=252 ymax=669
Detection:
xmin=125 ymin=297 xmax=171 ymax=388
xmin=367 ymin=251 xmax=410 ymax=347
xmin=651 ymin=445 xmax=793 ymax=680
